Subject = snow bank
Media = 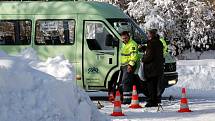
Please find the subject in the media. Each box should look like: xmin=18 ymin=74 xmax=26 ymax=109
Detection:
xmin=18 ymin=48 xmax=76 ymax=81
xmin=164 ymin=59 xmax=215 ymax=99
xmin=0 ymin=51 xmax=109 ymax=121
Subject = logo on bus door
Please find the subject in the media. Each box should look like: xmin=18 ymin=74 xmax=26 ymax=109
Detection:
xmin=88 ymin=67 xmax=99 ymax=74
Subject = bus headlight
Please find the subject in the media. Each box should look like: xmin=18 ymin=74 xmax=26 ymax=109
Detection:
xmin=168 ymin=80 xmax=177 ymax=85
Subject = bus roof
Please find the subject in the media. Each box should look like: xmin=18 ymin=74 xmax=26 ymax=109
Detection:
xmin=0 ymin=1 xmax=128 ymax=18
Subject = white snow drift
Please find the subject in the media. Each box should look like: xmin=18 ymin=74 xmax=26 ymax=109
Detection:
xmin=0 ymin=49 xmax=109 ymax=121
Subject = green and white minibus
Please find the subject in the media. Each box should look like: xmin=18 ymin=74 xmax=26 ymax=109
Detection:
xmin=0 ymin=1 xmax=178 ymax=93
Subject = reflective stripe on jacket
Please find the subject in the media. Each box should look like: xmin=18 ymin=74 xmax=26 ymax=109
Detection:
xmin=120 ymin=38 xmax=138 ymax=66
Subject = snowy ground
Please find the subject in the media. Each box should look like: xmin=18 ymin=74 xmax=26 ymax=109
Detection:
xmin=97 ymin=99 xmax=215 ymax=121
xmin=0 ymin=48 xmax=215 ymax=121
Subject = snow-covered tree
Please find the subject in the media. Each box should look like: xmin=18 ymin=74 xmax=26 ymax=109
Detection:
xmin=90 ymin=0 xmax=215 ymax=54
xmin=126 ymin=0 xmax=215 ymax=53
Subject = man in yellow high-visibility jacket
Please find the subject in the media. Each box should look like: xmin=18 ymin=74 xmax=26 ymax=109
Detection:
xmin=119 ymin=31 xmax=139 ymax=104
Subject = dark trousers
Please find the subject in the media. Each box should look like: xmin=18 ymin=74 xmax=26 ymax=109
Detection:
xmin=157 ymin=74 xmax=164 ymax=101
xmin=145 ymin=76 xmax=160 ymax=104
xmin=120 ymin=66 xmax=135 ymax=104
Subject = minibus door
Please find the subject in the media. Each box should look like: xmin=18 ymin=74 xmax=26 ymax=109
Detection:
xmin=83 ymin=21 xmax=118 ymax=90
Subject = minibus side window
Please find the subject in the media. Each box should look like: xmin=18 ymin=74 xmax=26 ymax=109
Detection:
xmin=35 ymin=20 xmax=75 ymax=45
xmin=0 ymin=20 xmax=31 ymax=45
xmin=107 ymin=18 xmax=146 ymax=45
xmin=85 ymin=21 xmax=114 ymax=50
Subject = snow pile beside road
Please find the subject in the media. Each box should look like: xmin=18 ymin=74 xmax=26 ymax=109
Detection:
xmin=18 ymin=48 xmax=76 ymax=81
xmin=164 ymin=59 xmax=215 ymax=99
xmin=0 ymin=53 xmax=108 ymax=121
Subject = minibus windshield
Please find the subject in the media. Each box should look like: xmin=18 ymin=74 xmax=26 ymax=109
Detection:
xmin=107 ymin=18 xmax=147 ymax=44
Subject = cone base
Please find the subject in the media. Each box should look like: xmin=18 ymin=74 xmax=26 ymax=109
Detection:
xmin=178 ymin=108 xmax=192 ymax=112
xmin=111 ymin=112 xmax=125 ymax=116
xmin=129 ymin=104 xmax=142 ymax=108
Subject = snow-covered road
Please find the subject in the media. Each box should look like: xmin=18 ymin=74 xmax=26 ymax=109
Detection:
xmin=97 ymin=99 xmax=215 ymax=121
xmin=92 ymin=57 xmax=215 ymax=121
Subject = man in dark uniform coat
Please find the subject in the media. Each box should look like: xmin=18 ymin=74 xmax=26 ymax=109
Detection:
xmin=142 ymin=29 xmax=164 ymax=107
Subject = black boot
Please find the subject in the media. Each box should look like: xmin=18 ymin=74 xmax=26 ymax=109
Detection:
xmin=145 ymin=102 xmax=158 ymax=107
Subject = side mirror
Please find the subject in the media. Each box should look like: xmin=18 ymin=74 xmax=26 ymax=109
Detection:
xmin=105 ymin=34 xmax=118 ymax=47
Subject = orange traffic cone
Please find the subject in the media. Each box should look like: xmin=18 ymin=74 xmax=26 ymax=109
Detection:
xmin=178 ymin=88 xmax=192 ymax=112
xmin=129 ymin=85 xmax=142 ymax=108
xmin=111 ymin=90 xmax=125 ymax=116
